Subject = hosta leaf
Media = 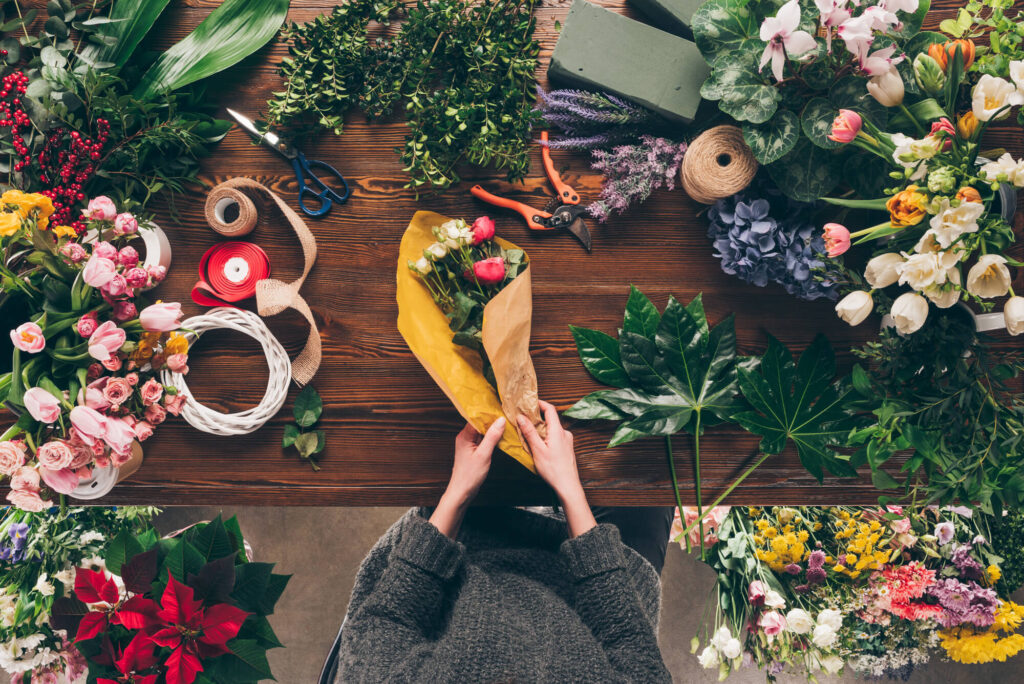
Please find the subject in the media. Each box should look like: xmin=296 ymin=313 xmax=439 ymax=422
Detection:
xmin=800 ymin=97 xmax=843 ymax=150
xmin=732 ymin=334 xmax=854 ymax=482
xmin=743 ymin=109 xmax=800 ymax=164
xmin=692 ymin=0 xmax=760 ymax=59
xmin=569 ymin=325 xmax=630 ymax=387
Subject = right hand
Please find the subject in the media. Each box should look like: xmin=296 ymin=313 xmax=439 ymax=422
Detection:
xmin=518 ymin=400 xmax=582 ymax=500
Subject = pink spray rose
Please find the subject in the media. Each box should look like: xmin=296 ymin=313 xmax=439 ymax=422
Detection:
xmin=828 ymin=109 xmax=862 ymax=143
xmin=101 ymin=355 xmax=123 ymax=372
xmin=139 ymin=378 xmax=163 ymax=406
xmin=101 ymin=273 xmax=128 ymax=298
xmin=6 ymin=488 xmax=50 ymax=512
xmin=81 ymin=256 xmax=117 ymax=288
xmin=471 ymin=216 xmax=496 ymax=245
xmin=113 ymin=213 xmax=138 ymax=236
xmin=146 ymin=264 xmax=166 ymax=284
xmin=748 ymin=580 xmax=767 ymax=606
xmin=102 ymin=377 xmax=132 ymax=409
xmin=467 ymin=257 xmax=506 ymax=286
xmin=60 ymin=242 xmax=87 ymax=263
xmin=164 ymin=393 xmax=187 ymax=416
xmin=23 ymin=387 xmax=62 ymax=424
xmin=111 ymin=300 xmax=137 ymax=322
xmin=166 ymin=353 xmax=189 ymax=373
xmin=139 ymin=302 xmax=182 ymax=332
xmin=0 ymin=442 xmax=26 ymax=476
xmin=35 ymin=440 xmax=75 ymax=470
xmin=76 ymin=312 xmax=98 ymax=338
xmin=10 ymin=322 xmax=45 ymax=353
xmin=87 ymin=321 xmax=126 ymax=362
xmin=66 ymin=437 xmax=94 ymax=470
xmin=9 ymin=466 xmax=40 ymax=492
xmin=117 ymin=245 xmax=139 ymax=268
xmin=132 ymin=421 xmax=154 ymax=442
xmin=144 ymin=403 xmax=167 ymax=425
xmin=125 ymin=373 xmax=139 ymax=386
xmin=92 ymin=241 xmax=117 ymax=260
xmin=83 ymin=196 xmax=117 ymax=221
xmin=823 ymin=223 xmax=851 ymax=257
xmin=758 ymin=611 xmax=787 ymax=637
xmin=70 ymin=406 xmax=106 ymax=445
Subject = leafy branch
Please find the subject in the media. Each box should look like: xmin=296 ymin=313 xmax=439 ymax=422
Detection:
xmin=282 ymin=385 xmax=325 ymax=471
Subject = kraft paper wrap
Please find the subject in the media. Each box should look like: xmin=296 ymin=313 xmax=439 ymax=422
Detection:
xmin=397 ymin=211 xmax=545 ymax=473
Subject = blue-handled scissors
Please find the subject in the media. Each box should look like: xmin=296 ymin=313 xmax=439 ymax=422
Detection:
xmin=227 ymin=108 xmax=351 ymax=217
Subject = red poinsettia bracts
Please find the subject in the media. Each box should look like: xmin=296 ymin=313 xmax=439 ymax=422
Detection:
xmin=96 ymin=633 xmax=160 ymax=684
xmin=74 ymin=567 xmax=124 ymax=641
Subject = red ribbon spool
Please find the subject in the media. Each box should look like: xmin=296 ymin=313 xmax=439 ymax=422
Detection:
xmin=191 ymin=241 xmax=271 ymax=308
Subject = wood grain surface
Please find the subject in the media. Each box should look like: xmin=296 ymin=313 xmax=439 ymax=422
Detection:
xmin=59 ymin=0 xmax=1023 ymax=506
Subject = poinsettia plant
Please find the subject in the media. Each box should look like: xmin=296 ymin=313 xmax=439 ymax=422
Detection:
xmin=67 ymin=516 xmax=288 ymax=684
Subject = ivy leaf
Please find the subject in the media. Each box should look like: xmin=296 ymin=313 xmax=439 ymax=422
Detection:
xmin=292 ymin=385 xmax=322 ymax=428
xmin=733 ymin=334 xmax=855 ymax=483
xmin=691 ymin=0 xmax=760 ymax=58
xmin=743 ymin=109 xmax=800 ymax=164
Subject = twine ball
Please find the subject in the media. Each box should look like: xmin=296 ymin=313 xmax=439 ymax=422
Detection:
xmin=680 ymin=125 xmax=759 ymax=204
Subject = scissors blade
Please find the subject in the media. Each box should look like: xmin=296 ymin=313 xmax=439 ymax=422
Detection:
xmin=226 ymin=108 xmax=293 ymax=157
xmin=547 ymin=205 xmax=592 ymax=251
xmin=566 ymin=217 xmax=592 ymax=252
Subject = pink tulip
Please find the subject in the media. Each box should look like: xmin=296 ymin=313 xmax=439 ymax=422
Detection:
xmin=83 ymin=196 xmax=117 ymax=221
xmin=103 ymin=417 xmax=135 ymax=456
xmin=930 ymin=117 xmax=956 ymax=151
xmin=828 ymin=109 xmax=862 ymax=143
xmin=823 ymin=222 xmax=851 ymax=257
xmin=23 ymin=387 xmax=62 ymax=424
xmin=70 ymin=405 xmax=107 ymax=446
xmin=39 ymin=466 xmax=79 ymax=494
xmin=87 ymin=321 xmax=126 ymax=362
xmin=139 ymin=302 xmax=182 ymax=332
xmin=10 ymin=322 xmax=45 ymax=354
xmin=81 ymin=256 xmax=117 ymax=288
xmin=78 ymin=378 xmax=111 ymax=411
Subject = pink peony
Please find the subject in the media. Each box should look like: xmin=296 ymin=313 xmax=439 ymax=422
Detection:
xmin=81 ymin=256 xmax=117 ymax=288
xmin=113 ymin=213 xmax=138 ymax=236
xmin=166 ymin=353 xmax=189 ymax=373
xmin=92 ymin=241 xmax=117 ymax=260
xmin=758 ymin=611 xmax=787 ymax=636
xmin=0 ymin=442 xmax=26 ymax=476
xmin=748 ymin=580 xmax=767 ymax=606
xmin=60 ymin=242 xmax=87 ymax=263
xmin=144 ymin=403 xmax=167 ymax=425
xmin=6 ymin=488 xmax=50 ymax=512
xmin=102 ymin=377 xmax=132 ymax=409
xmin=10 ymin=465 xmax=40 ymax=491
xmin=471 ymin=216 xmax=496 ymax=244
xmin=76 ymin=312 xmax=98 ymax=338
xmin=35 ymin=441 xmax=74 ymax=470
xmin=124 ymin=267 xmax=149 ymax=288
xmin=132 ymin=420 xmax=154 ymax=442
xmin=111 ymin=300 xmax=137 ymax=322
xmin=24 ymin=387 xmax=62 ymax=424
xmin=828 ymin=109 xmax=862 ymax=143
xmin=117 ymin=245 xmax=139 ymax=268
xmin=87 ymin=321 xmax=126 ymax=362
xmin=468 ymin=257 xmax=506 ymax=286
xmin=164 ymin=393 xmax=187 ymax=416
xmin=103 ymin=418 xmax=135 ymax=456
xmin=823 ymin=223 xmax=851 ymax=257
xmin=10 ymin=322 xmax=45 ymax=353
xmin=101 ymin=273 xmax=128 ymax=298
xmin=83 ymin=196 xmax=116 ymax=221
xmin=139 ymin=378 xmax=163 ymax=406
xmin=146 ymin=264 xmax=166 ymax=284
xmin=139 ymin=302 xmax=182 ymax=332
xmin=70 ymin=406 xmax=106 ymax=445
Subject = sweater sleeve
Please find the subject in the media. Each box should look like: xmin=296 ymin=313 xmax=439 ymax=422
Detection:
xmin=338 ymin=514 xmax=464 ymax=682
xmin=560 ymin=524 xmax=672 ymax=683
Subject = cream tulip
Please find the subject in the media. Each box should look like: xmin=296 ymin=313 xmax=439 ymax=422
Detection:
xmin=1004 ymin=296 xmax=1024 ymax=335
xmin=836 ymin=290 xmax=873 ymax=326
xmin=966 ymin=254 xmax=1012 ymax=299
xmin=890 ymin=291 xmax=929 ymax=334
xmin=867 ymin=66 xmax=905 ymax=107
xmin=972 ymin=74 xmax=1024 ymax=121
xmin=864 ymin=253 xmax=904 ymax=288
xmin=898 ymin=252 xmax=947 ymax=291
xmin=924 ymin=267 xmax=961 ymax=309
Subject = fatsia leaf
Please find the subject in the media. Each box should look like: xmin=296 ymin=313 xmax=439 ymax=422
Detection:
xmin=569 ymin=325 xmax=629 ymax=386
xmin=622 ymin=285 xmax=660 ymax=339
xmin=134 ymin=0 xmax=289 ymax=99
xmin=79 ymin=0 xmax=172 ymax=68
xmin=732 ymin=334 xmax=854 ymax=482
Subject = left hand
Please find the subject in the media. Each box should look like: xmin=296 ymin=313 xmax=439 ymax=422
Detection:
xmin=444 ymin=417 xmax=505 ymax=505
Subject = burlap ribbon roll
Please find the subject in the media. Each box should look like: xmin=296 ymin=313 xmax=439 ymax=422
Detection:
xmin=203 ymin=179 xmax=321 ymax=386
xmin=680 ymin=125 xmax=759 ymax=204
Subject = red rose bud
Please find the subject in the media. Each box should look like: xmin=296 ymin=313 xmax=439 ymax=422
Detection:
xmin=471 ymin=216 xmax=496 ymax=244
xmin=828 ymin=109 xmax=862 ymax=144
xmin=823 ymin=222 xmax=851 ymax=257
xmin=469 ymin=257 xmax=506 ymax=285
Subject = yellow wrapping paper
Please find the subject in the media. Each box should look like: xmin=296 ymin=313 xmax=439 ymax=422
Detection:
xmin=397 ymin=210 xmax=544 ymax=472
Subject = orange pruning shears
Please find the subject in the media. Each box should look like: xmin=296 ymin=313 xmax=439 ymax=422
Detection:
xmin=470 ymin=131 xmax=592 ymax=252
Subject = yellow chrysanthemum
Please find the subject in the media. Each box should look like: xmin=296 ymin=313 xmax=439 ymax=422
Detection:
xmin=164 ymin=332 xmax=189 ymax=356
xmin=987 ymin=565 xmax=1002 ymax=584
xmin=0 ymin=212 xmax=21 ymax=237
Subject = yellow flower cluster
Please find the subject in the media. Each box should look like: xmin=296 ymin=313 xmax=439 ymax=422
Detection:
xmin=986 ymin=564 xmax=1001 ymax=585
xmin=0 ymin=189 xmax=54 ymax=236
xmin=752 ymin=519 xmax=809 ymax=572
xmin=831 ymin=512 xmax=889 ymax=579
xmin=941 ymin=602 xmax=1024 ymax=664
xmin=132 ymin=331 xmax=189 ymax=365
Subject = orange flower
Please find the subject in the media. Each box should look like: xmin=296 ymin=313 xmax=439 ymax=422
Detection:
xmin=929 ymin=39 xmax=976 ymax=71
xmin=957 ymin=111 xmax=978 ymax=139
xmin=956 ymin=187 xmax=982 ymax=203
xmin=886 ymin=185 xmax=928 ymax=226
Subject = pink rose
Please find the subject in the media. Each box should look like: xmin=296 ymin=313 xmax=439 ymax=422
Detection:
xmin=103 ymin=418 xmax=134 ymax=456
xmin=6 ymin=488 xmax=50 ymax=512
xmin=144 ymin=403 xmax=167 ymax=425
xmin=748 ymin=580 xmax=767 ymax=606
xmin=892 ymin=517 xmax=912 ymax=535
xmin=66 ymin=438 xmax=94 ymax=470
xmin=146 ymin=264 xmax=166 ymax=284
xmin=139 ymin=302 xmax=182 ymax=332
xmin=23 ymin=387 xmax=62 ymax=424
xmin=10 ymin=465 xmax=40 ymax=492
xmin=92 ymin=241 xmax=117 ymax=260
xmin=102 ymin=377 xmax=132 ymax=409
xmin=101 ymin=273 xmax=128 ymax=298
xmin=101 ymin=355 xmax=123 ymax=372
xmin=76 ymin=312 xmax=98 ymax=338
xmin=70 ymin=406 xmax=106 ymax=445
xmin=81 ymin=256 xmax=117 ymax=288
xmin=10 ymin=322 xmax=45 ymax=353
xmin=166 ymin=353 xmax=189 ymax=373
xmin=36 ymin=441 xmax=74 ymax=470
xmin=87 ymin=363 xmax=103 ymax=381
xmin=125 ymin=373 xmax=139 ymax=386
xmin=112 ymin=300 xmax=137 ymax=322
xmin=0 ymin=442 xmax=26 ymax=476
xmin=164 ymin=393 xmax=187 ymax=416
xmin=132 ymin=421 xmax=154 ymax=442
xmin=467 ymin=257 xmax=506 ymax=286
xmin=83 ymin=196 xmax=116 ymax=221
xmin=87 ymin=321 xmax=126 ymax=362
xmin=758 ymin=611 xmax=786 ymax=636
xmin=139 ymin=378 xmax=163 ymax=406
xmin=471 ymin=216 xmax=496 ymax=244
xmin=60 ymin=242 xmax=87 ymax=263
xmin=823 ymin=223 xmax=851 ymax=258
xmin=113 ymin=213 xmax=138 ymax=236
xmin=124 ymin=267 xmax=149 ymax=288
xmin=828 ymin=109 xmax=862 ymax=143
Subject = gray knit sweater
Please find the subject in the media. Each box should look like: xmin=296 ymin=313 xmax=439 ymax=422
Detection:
xmin=337 ymin=507 xmax=670 ymax=683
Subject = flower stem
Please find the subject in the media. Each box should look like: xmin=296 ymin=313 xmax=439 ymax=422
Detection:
xmin=678 ymin=451 xmax=772 ymax=541
xmin=900 ymin=103 xmax=927 ymax=136
xmin=694 ymin=413 xmax=704 ymax=562
xmin=666 ymin=435 xmax=690 ymax=555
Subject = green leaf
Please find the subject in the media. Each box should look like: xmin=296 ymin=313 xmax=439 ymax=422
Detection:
xmin=801 ymin=97 xmax=843 ymax=150
xmin=702 ymin=58 xmax=780 ymax=124
xmin=104 ymin=529 xmax=143 ymax=576
xmin=732 ymin=335 xmax=853 ymax=483
xmin=692 ymin=0 xmax=759 ymax=58
xmin=743 ymin=109 xmax=800 ymax=164
xmin=829 ymin=75 xmax=887 ymax=127
xmin=845 ymin=149 xmax=889 ymax=198
xmin=294 ymin=431 xmax=321 ymax=458
xmin=160 ymin=539 xmax=206 ymax=583
xmin=191 ymin=516 xmax=234 ymax=561
xmin=134 ymin=0 xmax=289 ymax=99
xmin=292 ymin=385 xmax=322 ymax=428
xmin=622 ymin=286 xmax=660 ymax=340
xmin=208 ymin=639 xmax=273 ymax=681
xmin=569 ymin=325 xmax=630 ymax=387
xmin=282 ymin=424 xmax=299 ymax=448
xmin=890 ymin=0 xmax=930 ymax=41
xmin=766 ymin=136 xmax=842 ymax=202
xmin=565 ymin=390 xmax=627 ymax=421
xmin=80 ymin=0 xmax=171 ymax=67
xmin=904 ymin=31 xmax=946 ymax=58
xmin=872 ymin=469 xmax=901 ymax=490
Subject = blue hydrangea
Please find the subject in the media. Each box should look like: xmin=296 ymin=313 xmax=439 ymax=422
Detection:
xmin=707 ymin=184 xmax=838 ymax=302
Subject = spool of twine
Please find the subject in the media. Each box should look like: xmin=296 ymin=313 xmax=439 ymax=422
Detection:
xmin=680 ymin=125 xmax=759 ymax=204
xmin=204 ymin=184 xmax=261 ymax=237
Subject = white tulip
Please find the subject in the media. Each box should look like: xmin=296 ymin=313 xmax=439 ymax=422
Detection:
xmin=891 ymin=291 xmax=930 ymax=334
xmin=425 ymin=242 xmax=447 ymax=260
xmin=979 ymin=152 xmax=1024 ymax=188
xmin=1004 ymin=296 xmax=1024 ymax=335
xmin=764 ymin=589 xmax=786 ymax=609
xmin=966 ymin=254 xmax=1012 ymax=299
xmin=697 ymin=645 xmax=720 ymax=669
xmin=927 ymin=198 xmax=985 ymax=248
xmin=924 ymin=267 xmax=961 ymax=308
xmin=785 ymin=608 xmax=815 ymax=634
xmin=972 ymin=74 xmax=1024 ymax=121
xmin=898 ymin=252 xmax=948 ymax=291
xmin=864 ymin=253 xmax=904 ymax=288
xmin=867 ymin=66 xmax=905 ymax=106
xmin=836 ymin=291 xmax=874 ymax=326
xmin=722 ymin=638 xmax=743 ymax=660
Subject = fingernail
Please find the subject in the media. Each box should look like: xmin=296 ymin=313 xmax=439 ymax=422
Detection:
xmin=495 ymin=417 xmax=506 ymax=428
xmin=516 ymin=415 xmax=526 ymax=425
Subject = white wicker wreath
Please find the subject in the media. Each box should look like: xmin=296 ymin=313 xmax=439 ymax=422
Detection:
xmin=160 ymin=307 xmax=291 ymax=436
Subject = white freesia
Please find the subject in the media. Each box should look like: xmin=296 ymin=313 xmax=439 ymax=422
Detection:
xmin=820 ymin=654 xmax=845 ymax=674
xmin=897 ymin=252 xmax=948 ymax=291
xmin=32 ymin=573 xmax=54 ymax=597
xmin=1004 ymin=296 xmax=1024 ymax=335
xmin=836 ymin=290 xmax=873 ymax=326
xmin=425 ymin=242 xmax=447 ymax=260
xmin=864 ymin=253 xmax=904 ymax=288
xmin=890 ymin=291 xmax=929 ymax=334
xmin=972 ymin=74 xmax=1024 ymax=121
xmin=764 ymin=589 xmax=786 ymax=609
xmin=817 ymin=608 xmax=844 ymax=631
xmin=812 ymin=623 xmax=839 ymax=649
xmin=54 ymin=567 xmax=76 ymax=588
xmin=785 ymin=608 xmax=815 ymax=634
xmin=926 ymin=198 xmax=985 ymax=248
xmin=697 ymin=645 xmax=720 ymax=669
xmin=759 ymin=0 xmax=817 ymax=81
xmin=966 ymin=254 xmax=1012 ymax=298
xmin=924 ymin=267 xmax=961 ymax=308
xmin=890 ymin=133 xmax=927 ymax=180
xmin=722 ymin=638 xmax=743 ymax=660
xmin=979 ymin=152 xmax=1024 ymax=188
xmin=867 ymin=66 xmax=904 ymax=106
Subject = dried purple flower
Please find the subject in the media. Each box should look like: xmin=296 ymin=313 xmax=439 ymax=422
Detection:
xmin=587 ymin=136 xmax=687 ymax=222
xmin=535 ymin=88 xmax=665 ymax=151
xmin=784 ymin=563 xmax=802 ymax=575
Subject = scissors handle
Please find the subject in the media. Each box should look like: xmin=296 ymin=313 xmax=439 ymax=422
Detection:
xmin=540 ymin=131 xmax=579 ymax=205
xmin=292 ymin=152 xmax=351 ymax=217
xmin=470 ymin=185 xmax=552 ymax=231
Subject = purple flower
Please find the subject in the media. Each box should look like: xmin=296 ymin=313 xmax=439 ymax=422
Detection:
xmin=587 ymin=136 xmax=687 ymax=222
xmin=535 ymin=88 xmax=665 ymax=151
xmin=808 ymin=550 xmax=826 ymax=569
xmin=950 ymin=543 xmax=984 ymax=580
xmin=784 ymin=563 xmax=802 ymax=575
xmin=8 ymin=523 xmax=28 ymax=549
xmin=806 ymin=567 xmax=827 ymax=585
xmin=934 ymin=521 xmax=955 ymax=546
xmin=927 ymin=578 xmax=998 ymax=628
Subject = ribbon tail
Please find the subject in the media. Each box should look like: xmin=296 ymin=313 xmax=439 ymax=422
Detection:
xmin=256 ymin=279 xmax=321 ymax=387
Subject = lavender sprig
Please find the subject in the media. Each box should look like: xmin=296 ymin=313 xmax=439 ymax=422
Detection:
xmin=587 ymin=136 xmax=687 ymax=222
xmin=535 ymin=87 xmax=666 ymax=150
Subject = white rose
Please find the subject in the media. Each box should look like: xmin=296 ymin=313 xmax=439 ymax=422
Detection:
xmin=927 ymin=198 xmax=985 ymax=248
xmin=1004 ymin=296 xmax=1024 ymax=335
xmin=697 ymin=645 xmax=720 ymax=669
xmin=414 ymin=257 xmax=432 ymax=275
xmin=979 ymin=152 xmax=1024 ymax=188
xmin=425 ymin=242 xmax=447 ymax=260
xmin=890 ymin=291 xmax=929 ymax=334
xmin=785 ymin=608 xmax=815 ymax=635
xmin=898 ymin=252 xmax=947 ymax=291
xmin=817 ymin=608 xmax=844 ymax=631
xmin=722 ymin=638 xmax=743 ymax=660
xmin=812 ymin=623 xmax=838 ymax=649
xmin=966 ymin=254 xmax=1012 ymax=299
xmin=836 ymin=290 xmax=873 ymax=326
xmin=820 ymin=654 xmax=845 ymax=674
xmin=764 ymin=589 xmax=786 ymax=609
xmin=972 ymin=74 xmax=1024 ymax=121
xmin=32 ymin=574 xmax=54 ymax=597
xmin=924 ymin=267 xmax=961 ymax=309
xmin=864 ymin=253 xmax=904 ymax=288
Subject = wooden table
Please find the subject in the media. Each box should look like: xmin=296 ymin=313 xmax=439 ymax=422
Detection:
xmin=100 ymin=0 xmax=1022 ymax=506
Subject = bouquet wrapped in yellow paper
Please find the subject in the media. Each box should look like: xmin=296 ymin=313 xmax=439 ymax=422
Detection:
xmin=397 ymin=211 xmax=545 ymax=472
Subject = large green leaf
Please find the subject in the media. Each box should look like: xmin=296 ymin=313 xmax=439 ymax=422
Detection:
xmin=79 ymin=0 xmax=171 ymax=68
xmin=766 ymin=136 xmax=842 ymax=202
xmin=890 ymin=0 xmax=930 ymax=42
xmin=732 ymin=335 xmax=855 ymax=482
xmin=800 ymin=97 xmax=843 ymax=150
xmin=692 ymin=0 xmax=760 ymax=59
xmin=622 ymin=285 xmax=660 ymax=339
xmin=569 ymin=326 xmax=630 ymax=387
xmin=134 ymin=0 xmax=289 ymax=99
xmin=829 ymin=75 xmax=887 ymax=127
xmin=702 ymin=57 xmax=781 ymax=124
xmin=743 ymin=109 xmax=800 ymax=164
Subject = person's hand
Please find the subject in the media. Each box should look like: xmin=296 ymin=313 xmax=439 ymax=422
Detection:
xmin=517 ymin=401 xmax=582 ymax=501
xmin=445 ymin=417 xmax=505 ymax=505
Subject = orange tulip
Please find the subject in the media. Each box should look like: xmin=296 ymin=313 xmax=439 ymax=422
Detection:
xmin=929 ymin=39 xmax=976 ymax=71
xmin=886 ymin=185 xmax=928 ymax=227
xmin=956 ymin=187 xmax=982 ymax=203
xmin=957 ymin=111 xmax=978 ymax=139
